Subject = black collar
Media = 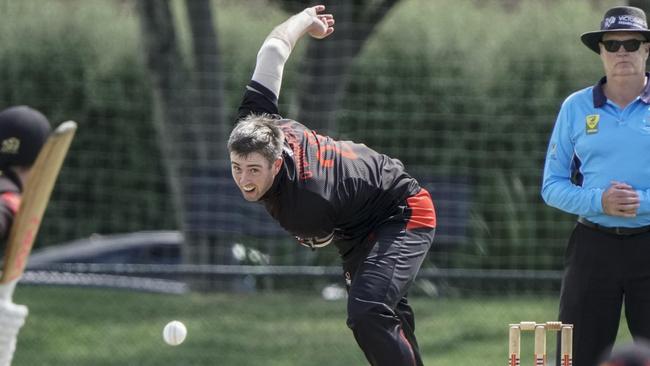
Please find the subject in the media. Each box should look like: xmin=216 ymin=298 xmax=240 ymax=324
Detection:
xmin=593 ymin=72 xmax=650 ymax=107
xmin=259 ymin=158 xmax=286 ymax=202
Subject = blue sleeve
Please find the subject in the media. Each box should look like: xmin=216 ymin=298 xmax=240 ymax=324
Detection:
xmin=541 ymin=100 xmax=604 ymax=216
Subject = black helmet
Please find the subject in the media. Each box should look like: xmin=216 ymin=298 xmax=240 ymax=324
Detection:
xmin=0 ymin=106 xmax=51 ymax=168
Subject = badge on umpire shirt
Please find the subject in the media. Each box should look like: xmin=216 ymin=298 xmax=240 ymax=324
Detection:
xmin=586 ymin=114 xmax=599 ymax=134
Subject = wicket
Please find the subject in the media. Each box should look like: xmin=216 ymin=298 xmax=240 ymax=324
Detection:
xmin=508 ymin=321 xmax=573 ymax=366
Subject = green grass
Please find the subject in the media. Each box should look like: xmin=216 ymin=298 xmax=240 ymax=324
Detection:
xmin=11 ymin=286 xmax=632 ymax=365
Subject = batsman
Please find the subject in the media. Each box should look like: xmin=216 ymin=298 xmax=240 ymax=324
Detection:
xmin=0 ymin=106 xmax=51 ymax=366
xmin=0 ymin=105 xmax=74 ymax=366
xmin=0 ymin=106 xmax=51 ymax=246
xmin=228 ymin=5 xmax=436 ymax=365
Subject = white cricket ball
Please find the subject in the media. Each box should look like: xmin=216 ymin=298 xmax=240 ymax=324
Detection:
xmin=162 ymin=320 xmax=187 ymax=346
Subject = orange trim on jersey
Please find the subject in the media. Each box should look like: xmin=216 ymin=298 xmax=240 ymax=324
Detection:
xmin=406 ymin=188 xmax=436 ymax=230
xmin=1 ymin=192 xmax=21 ymax=214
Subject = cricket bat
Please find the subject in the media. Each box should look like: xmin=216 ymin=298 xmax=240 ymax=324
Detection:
xmin=0 ymin=120 xmax=77 ymax=287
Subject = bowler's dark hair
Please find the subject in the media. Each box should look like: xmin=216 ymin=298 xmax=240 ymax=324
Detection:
xmin=228 ymin=114 xmax=284 ymax=165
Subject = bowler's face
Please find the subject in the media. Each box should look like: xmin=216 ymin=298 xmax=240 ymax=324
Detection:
xmin=230 ymin=152 xmax=282 ymax=202
xmin=600 ymin=32 xmax=649 ymax=78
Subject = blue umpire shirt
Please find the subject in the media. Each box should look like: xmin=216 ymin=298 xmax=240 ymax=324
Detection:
xmin=542 ymin=74 xmax=650 ymax=228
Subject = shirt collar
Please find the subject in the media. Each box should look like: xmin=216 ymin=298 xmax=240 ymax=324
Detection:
xmin=593 ymin=72 xmax=650 ymax=107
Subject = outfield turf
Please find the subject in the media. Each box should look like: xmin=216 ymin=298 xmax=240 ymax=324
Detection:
xmin=12 ymin=286 xmax=632 ymax=365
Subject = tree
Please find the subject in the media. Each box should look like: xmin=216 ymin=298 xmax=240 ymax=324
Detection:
xmin=136 ymin=0 xmax=226 ymax=266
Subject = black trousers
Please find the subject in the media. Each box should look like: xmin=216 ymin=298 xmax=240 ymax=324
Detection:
xmin=340 ymin=189 xmax=436 ymax=366
xmin=556 ymin=222 xmax=650 ymax=366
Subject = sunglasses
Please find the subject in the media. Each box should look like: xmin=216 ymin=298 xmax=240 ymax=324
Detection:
xmin=600 ymin=39 xmax=646 ymax=53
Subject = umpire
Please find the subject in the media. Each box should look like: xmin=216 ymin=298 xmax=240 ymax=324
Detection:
xmin=542 ymin=6 xmax=650 ymax=366
xmin=0 ymin=106 xmax=51 ymax=241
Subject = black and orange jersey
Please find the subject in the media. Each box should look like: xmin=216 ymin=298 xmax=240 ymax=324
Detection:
xmin=0 ymin=169 xmax=21 ymax=241
xmin=237 ymin=81 xmax=421 ymax=250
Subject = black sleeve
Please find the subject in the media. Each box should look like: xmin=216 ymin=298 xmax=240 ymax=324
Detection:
xmin=0 ymin=200 xmax=13 ymax=241
xmin=0 ymin=174 xmax=20 ymax=241
xmin=236 ymin=80 xmax=280 ymax=121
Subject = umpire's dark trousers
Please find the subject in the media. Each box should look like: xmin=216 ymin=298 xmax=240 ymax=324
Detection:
xmin=340 ymin=189 xmax=436 ymax=366
xmin=556 ymin=221 xmax=650 ymax=366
